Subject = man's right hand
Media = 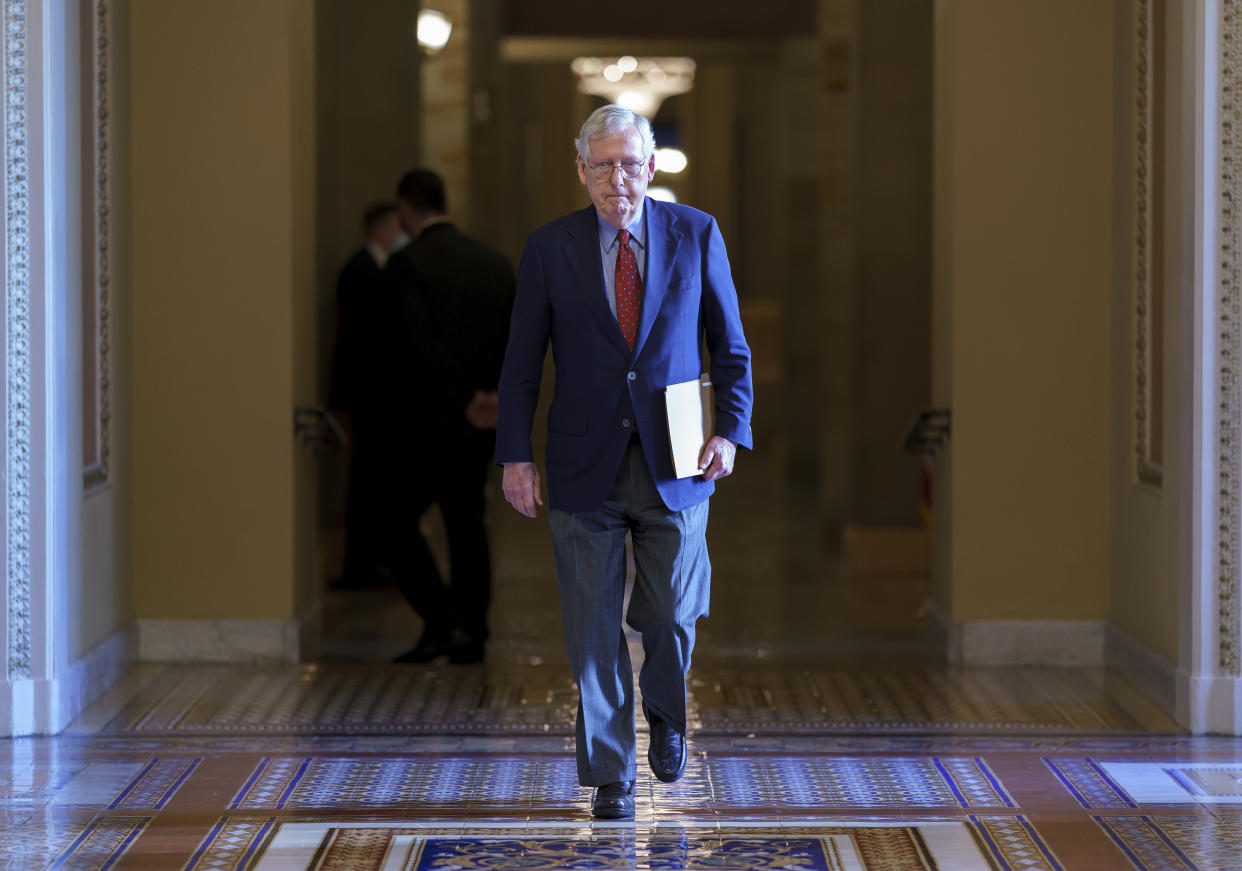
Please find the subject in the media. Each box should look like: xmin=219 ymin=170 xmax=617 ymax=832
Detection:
xmin=502 ymin=461 xmax=543 ymax=518
xmin=465 ymin=390 xmax=499 ymax=429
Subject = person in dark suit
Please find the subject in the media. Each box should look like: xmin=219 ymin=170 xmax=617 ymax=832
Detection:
xmin=330 ymin=202 xmax=408 ymax=590
xmin=495 ymin=105 xmax=754 ymax=819
xmin=382 ymin=168 xmax=516 ymax=665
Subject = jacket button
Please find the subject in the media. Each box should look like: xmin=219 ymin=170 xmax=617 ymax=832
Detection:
xmin=622 ymin=419 xmax=631 ymax=428
xmin=627 ymin=372 xmax=636 ymax=381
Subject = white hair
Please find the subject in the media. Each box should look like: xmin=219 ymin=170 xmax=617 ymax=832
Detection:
xmin=574 ymin=104 xmax=656 ymax=162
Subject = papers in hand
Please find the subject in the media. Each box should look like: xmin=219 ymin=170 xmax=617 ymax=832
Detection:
xmin=665 ymin=374 xmax=714 ymax=479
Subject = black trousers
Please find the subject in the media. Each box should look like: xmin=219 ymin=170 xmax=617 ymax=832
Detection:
xmin=364 ymin=425 xmax=494 ymax=643
xmin=341 ymin=427 xmax=391 ymax=583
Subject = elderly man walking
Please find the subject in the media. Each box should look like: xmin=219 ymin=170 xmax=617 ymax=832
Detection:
xmin=495 ymin=105 xmax=753 ymax=819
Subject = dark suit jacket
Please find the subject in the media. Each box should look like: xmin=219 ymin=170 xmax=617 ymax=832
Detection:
xmin=329 ymin=247 xmax=383 ymax=415
xmin=495 ymin=199 xmax=754 ymax=513
xmin=380 ymin=222 xmax=516 ymax=446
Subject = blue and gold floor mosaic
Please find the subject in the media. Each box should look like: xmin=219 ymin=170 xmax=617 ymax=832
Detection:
xmin=0 ymin=659 xmax=1236 ymax=870
xmin=183 ymin=819 xmax=1062 ymax=870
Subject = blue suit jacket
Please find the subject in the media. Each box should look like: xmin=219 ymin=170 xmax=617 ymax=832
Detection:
xmin=496 ymin=199 xmax=753 ymax=513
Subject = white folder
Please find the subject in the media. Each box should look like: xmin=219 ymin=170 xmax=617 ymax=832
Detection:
xmin=664 ymin=374 xmax=714 ymax=479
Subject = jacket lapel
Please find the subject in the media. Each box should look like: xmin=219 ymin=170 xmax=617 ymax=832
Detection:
xmin=563 ymin=206 xmax=631 ymax=358
xmin=634 ymin=199 xmax=681 ymax=357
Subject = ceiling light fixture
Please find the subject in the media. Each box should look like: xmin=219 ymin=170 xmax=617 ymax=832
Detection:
xmin=417 ymin=9 xmax=452 ymax=57
xmin=655 ymin=148 xmax=688 ymax=174
xmin=571 ymin=56 xmax=696 ymax=119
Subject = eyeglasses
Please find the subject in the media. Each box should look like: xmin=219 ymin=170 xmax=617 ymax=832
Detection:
xmin=586 ymin=159 xmax=648 ymax=181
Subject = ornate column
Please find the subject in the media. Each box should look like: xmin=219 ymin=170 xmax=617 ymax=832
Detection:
xmin=0 ymin=0 xmax=132 ymax=735
xmin=1183 ymin=0 xmax=1242 ymax=733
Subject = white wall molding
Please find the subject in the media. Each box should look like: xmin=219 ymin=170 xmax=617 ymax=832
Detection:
xmin=138 ymin=619 xmax=301 ymax=663
xmin=0 ymin=621 xmax=133 ymax=736
xmin=5 ymin=0 xmax=33 ymax=683
xmin=1179 ymin=0 xmax=1242 ymax=734
xmin=54 ymin=621 xmax=133 ymax=730
xmin=1178 ymin=670 xmax=1242 ymax=732
xmin=0 ymin=0 xmax=130 ymax=736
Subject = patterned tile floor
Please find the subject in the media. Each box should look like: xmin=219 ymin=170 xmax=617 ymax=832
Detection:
xmin=7 ymin=432 xmax=1237 ymax=868
xmin=8 ymin=605 xmax=1236 ymax=869
xmin=11 ymin=717 xmax=1242 ymax=870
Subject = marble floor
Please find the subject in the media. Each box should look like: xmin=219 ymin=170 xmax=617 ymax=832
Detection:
xmin=3 ymin=431 xmax=1233 ymax=869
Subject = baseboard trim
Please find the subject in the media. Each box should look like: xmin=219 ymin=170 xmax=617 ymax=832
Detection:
xmin=137 ymin=618 xmax=300 ymax=663
xmin=59 ymin=623 xmax=138 ymax=729
xmin=1105 ymin=623 xmax=1177 ymax=719
xmin=1177 ymin=671 xmax=1242 ymax=734
xmin=0 ymin=623 xmax=135 ymax=736
xmin=931 ymin=611 xmax=1107 ymax=667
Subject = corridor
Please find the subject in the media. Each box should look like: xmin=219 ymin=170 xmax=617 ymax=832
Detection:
xmin=1 ymin=431 xmax=1232 ymax=871
xmin=4 ymin=0 xmax=1240 ymax=867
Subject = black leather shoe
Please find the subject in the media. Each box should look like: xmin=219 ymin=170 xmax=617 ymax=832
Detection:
xmin=448 ymin=638 xmax=485 ymax=664
xmin=393 ymin=628 xmax=471 ymax=664
xmin=591 ymin=781 xmax=635 ymax=819
xmin=645 ymin=703 xmax=687 ymax=783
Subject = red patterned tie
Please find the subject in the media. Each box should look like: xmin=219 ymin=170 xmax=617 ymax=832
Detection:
xmin=615 ymin=229 xmax=642 ymax=350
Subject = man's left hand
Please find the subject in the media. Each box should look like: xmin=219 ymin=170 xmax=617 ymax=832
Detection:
xmin=698 ymin=436 xmax=737 ymax=482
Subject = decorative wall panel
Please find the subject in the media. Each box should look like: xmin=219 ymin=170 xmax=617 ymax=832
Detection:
xmin=4 ymin=0 xmax=31 ymax=681
xmin=1135 ymin=0 xmax=1165 ymax=487
xmin=82 ymin=0 xmax=111 ymax=490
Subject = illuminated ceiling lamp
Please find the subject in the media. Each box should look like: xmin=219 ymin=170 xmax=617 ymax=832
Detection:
xmin=417 ymin=9 xmax=453 ymax=57
xmin=571 ymin=56 xmax=696 ymax=119
xmin=655 ymin=148 xmax=688 ymax=174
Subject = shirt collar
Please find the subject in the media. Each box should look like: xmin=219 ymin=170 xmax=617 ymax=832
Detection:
xmin=597 ymin=202 xmax=646 ymax=252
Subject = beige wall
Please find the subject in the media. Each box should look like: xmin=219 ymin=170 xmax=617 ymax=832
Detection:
xmin=291 ymin=3 xmax=320 ymax=633
xmin=492 ymin=61 xmax=586 ymax=264
xmin=315 ymin=0 xmax=421 ymax=391
xmin=852 ymin=0 xmax=932 ymax=527
xmin=930 ymin=0 xmax=955 ymax=613
xmin=933 ymin=0 xmax=1114 ymax=621
xmin=130 ymin=1 xmax=317 ymax=623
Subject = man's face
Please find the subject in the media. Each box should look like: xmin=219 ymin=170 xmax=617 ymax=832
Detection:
xmin=576 ymin=126 xmax=656 ymax=229
xmin=374 ymin=211 xmax=404 ymax=251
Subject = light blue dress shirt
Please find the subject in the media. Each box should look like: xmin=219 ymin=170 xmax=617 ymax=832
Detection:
xmin=597 ymin=205 xmax=647 ymax=319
